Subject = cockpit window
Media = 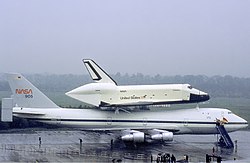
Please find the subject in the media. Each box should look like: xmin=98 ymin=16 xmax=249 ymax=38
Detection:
xmin=188 ymin=85 xmax=193 ymax=89
xmin=228 ymin=112 xmax=232 ymax=114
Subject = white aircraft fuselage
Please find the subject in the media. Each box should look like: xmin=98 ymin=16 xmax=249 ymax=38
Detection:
xmin=13 ymin=107 xmax=247 ymax=135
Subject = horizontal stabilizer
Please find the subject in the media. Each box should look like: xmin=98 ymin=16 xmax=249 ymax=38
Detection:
xmin=13 ymin=111 xmax=45 ymax=116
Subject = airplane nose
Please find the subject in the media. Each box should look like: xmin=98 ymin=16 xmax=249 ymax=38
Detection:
xmin=241 ymin=118 xmax=248 ymax=126
xmin=236 ymin=116 xmax=248 ymax=129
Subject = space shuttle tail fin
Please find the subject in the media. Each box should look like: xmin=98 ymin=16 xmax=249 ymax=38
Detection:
xmin=83 ymin=59 xmax=117 ymax=85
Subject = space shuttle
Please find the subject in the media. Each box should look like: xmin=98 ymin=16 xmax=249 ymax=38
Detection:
xmin=66 ymin=59 xmax=210 ymax=107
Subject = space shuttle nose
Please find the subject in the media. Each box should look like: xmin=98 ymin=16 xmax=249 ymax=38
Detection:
xmin=190 ymin=92 xmax=210 ymax=103
xmin=201 ymin=93 xmax=210 ymax=101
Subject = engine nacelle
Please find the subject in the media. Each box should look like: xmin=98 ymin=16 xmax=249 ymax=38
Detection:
xmin=121 ymin=132 xmax=145 ymax=143
xmin=151 ymin=132 xmax=173 ymax=141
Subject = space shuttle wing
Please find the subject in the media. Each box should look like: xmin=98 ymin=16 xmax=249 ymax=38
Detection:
xmin=119 ymin=101 xmax=154 ymax=106
xmin=100 ymin=101 xmax=154 ymax=107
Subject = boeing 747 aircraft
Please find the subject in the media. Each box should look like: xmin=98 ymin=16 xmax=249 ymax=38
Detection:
xmin=2 ymin=73 xmax=247 ymax=144
xmin=66 ymin=59 xmax=210 ymax=108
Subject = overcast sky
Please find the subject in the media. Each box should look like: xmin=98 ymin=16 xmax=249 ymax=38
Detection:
xmin=0 ymin=0 xmax=250 ymax=77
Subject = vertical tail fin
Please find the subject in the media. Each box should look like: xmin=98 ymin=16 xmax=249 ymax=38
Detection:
xmin=5 ymin=73 xmax=59 ymax=108
xmin=83 ymin=59 xmax=117 ymax=85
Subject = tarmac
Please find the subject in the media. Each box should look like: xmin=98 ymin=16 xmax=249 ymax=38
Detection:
xmin=0 ymin=128 xmax=249 ymax=162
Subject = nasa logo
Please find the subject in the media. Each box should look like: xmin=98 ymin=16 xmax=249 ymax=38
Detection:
xmin=16 ymin=89 xmax=33 ymax=94
xmin=16 ymin=89 xmax=33 ymax=98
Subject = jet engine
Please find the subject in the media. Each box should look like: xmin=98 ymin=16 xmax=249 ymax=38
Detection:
xmin=149 ymin=129 xmax=173 ymax=141
xmin=121 ymin=132 xmax=145 ymax=143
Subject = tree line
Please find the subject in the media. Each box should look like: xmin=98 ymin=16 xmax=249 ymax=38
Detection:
xmin=1 ymin=73 xmax=250 ymax=98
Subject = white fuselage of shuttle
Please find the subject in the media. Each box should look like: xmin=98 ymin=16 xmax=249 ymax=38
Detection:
xmin=66 ymin=83 xmax=209 ymax=107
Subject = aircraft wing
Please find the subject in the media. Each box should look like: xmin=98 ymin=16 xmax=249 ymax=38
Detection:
xmin=82 ymin=127 xmax=177 ymax=143
xmin=81 ymin=126 xmax=180 ymax=133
